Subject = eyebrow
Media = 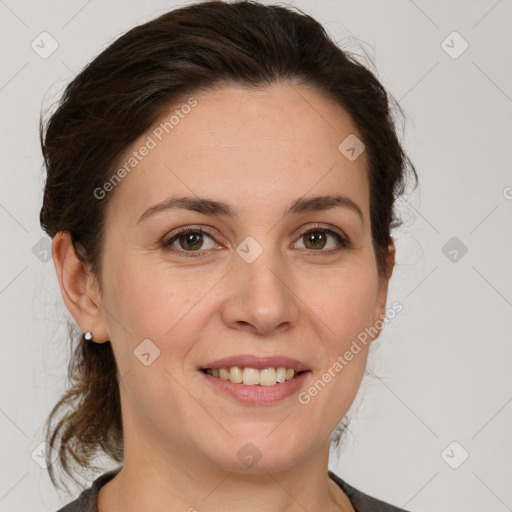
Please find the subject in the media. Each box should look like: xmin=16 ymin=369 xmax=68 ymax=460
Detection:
xmin=135 ymin=193 xmax=364 ymax=225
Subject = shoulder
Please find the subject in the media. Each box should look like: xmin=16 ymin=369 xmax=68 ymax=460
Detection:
xmin=328 ymin=471 xmax=412 ymax=512
xmin=56 ymin=467 xmax=408 ymax=512
xmin=55 ymin=468 xmax=121 ymax=512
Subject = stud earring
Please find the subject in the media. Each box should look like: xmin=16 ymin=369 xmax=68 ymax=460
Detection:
xmin=84 ymin=331 xmax=94 ymax=342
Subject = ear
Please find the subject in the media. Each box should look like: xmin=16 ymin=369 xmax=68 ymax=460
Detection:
xmin=370 ymin=239 xmax=396 ymax=342
xmin=51 ymin=231 xmax=110 ymax=343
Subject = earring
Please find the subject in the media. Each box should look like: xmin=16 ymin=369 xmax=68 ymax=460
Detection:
xmin=84 ymin=331 xmax=94 ymax=342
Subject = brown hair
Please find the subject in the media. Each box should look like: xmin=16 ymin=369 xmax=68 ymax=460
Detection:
xmin=39 ymin=0 xmax=417 ymax=488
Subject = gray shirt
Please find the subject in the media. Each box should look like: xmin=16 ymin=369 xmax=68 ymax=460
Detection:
xmin=56 ymin=468 xmax=410 ymax=511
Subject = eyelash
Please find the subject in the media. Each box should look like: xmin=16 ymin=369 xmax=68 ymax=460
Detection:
xmin=161 ymin=224 xmax=349 ymax=258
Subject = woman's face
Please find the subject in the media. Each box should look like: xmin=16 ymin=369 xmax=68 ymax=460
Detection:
xmin=94 ymin=82 xmax=393 ymax=472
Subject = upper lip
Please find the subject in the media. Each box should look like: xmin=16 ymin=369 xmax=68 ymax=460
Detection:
xmin=201 ymin=354 xmax=311 ymax=372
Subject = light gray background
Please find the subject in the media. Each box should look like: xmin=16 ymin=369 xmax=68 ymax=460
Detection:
xmin=1 ymin=1 xmax=511 ymax=511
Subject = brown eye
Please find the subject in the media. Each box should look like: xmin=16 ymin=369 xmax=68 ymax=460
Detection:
xmin=294 ymin=227 xmax=348 ymax=254
xmin=302 ymin=231 xmax=328 ymax=250
xmin=177 ymin=231 xmax=204 ymax=251
xmin=163 ymin=227 xmax=218 ymax=257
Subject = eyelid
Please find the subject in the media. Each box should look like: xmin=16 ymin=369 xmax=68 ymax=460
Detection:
xmin=163 ymin=224 xmax=221 ymax=243
xmin=294 ymin=223 xmax=350 ymax=251
xmin=296 ymin=223 xmax=347 ymax=241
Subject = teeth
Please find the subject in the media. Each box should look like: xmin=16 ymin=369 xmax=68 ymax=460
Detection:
xmin=205 ymin=366 xmax=300 ymax=385
xmin=229 ymin=366 xmax=243 ymax=383
xmin=258 ymin=368 xmax=277 ymax=386
xmin=242 ymin=367 xmax=260 ymax=385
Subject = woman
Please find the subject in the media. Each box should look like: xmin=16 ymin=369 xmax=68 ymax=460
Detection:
xmin=40 ymin=1 xmax=417 ymax=510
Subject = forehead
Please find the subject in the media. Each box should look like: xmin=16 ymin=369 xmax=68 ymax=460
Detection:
xmin=104 ymin=82 xmax=369 ymax=224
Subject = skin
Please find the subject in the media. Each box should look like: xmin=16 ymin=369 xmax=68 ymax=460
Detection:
xmin=52 ymin=82 xmax=395 ymax=512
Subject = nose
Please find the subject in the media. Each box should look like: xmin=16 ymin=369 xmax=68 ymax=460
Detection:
xmin=220 ymin=244 xmax=299 ymax=336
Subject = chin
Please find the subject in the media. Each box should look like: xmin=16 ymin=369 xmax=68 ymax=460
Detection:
xmin=204 ymin=428 xmax=313 ymax=473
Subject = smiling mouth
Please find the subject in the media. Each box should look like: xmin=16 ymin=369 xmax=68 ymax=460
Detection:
xmin=201 ymin=366 xmax=308 ymax=386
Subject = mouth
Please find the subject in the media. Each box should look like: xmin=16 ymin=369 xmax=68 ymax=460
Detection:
xmin=199 ymin=363 xmax=312 ymax=405
xmin=200 ymin=366 xmax=309 ymax=386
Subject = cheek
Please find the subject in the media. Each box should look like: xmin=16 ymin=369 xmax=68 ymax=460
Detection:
xmin=101 ymin=255 xmax=212 ymax=374
xmin=107 ymin=251 xmax=201 ymax=323
xmin=300 ymin=277 xmax=376 ymax=432
xmin=316 ymin=264 xmax=379 ymax=348
xmin=303 ymin=259 xmax=378 ymax=409
xmin=101 ymin=261 xmax=209 ymax=437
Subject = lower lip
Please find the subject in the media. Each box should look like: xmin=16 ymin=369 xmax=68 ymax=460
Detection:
xmin=200 ymin=370 xmax=311 ymax=405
